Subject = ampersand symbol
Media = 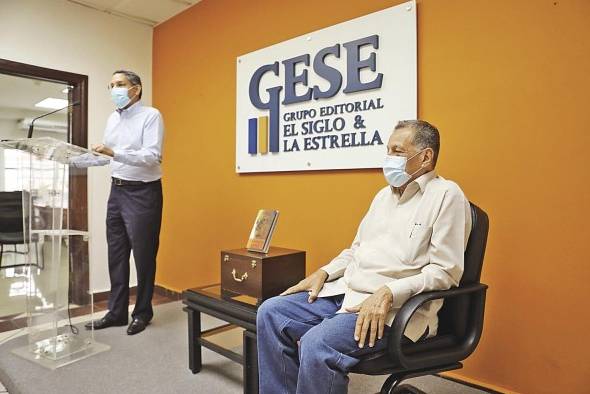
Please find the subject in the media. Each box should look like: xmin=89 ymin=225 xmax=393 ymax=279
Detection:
xmin=354 ymin=115 xmax=366 ymax=129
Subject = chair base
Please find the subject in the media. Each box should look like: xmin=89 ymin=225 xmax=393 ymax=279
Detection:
xmin=378 ymin=363 xmax=463 ymax=394
xmin=381 ymin=377 xmax=426 ymax=394
xmin=392 ymin=384 xmax=427 ymax=394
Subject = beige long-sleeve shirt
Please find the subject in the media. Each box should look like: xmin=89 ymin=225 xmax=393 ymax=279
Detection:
xmin=318 ymin=171 xmax=471 ymax=342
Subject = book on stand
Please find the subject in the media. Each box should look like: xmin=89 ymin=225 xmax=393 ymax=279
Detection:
xmin=246 ymin=209 xmax=279 ymax=254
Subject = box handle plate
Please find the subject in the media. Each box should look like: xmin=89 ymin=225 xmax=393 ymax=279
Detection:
xmin=231 ymin=268 xmax=248 ymax=282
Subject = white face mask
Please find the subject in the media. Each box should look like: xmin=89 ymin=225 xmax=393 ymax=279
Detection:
xmin=111 ymin=86 xmax=135 ymax=109
xmin=110 ymin=86 xmax=133 ymax=109
xmin=383 ymin=150 xmax=424 ymax=187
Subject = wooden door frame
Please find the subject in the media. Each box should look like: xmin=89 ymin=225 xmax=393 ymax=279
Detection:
xmin=0 ymin=58 xmax=89 ymax=305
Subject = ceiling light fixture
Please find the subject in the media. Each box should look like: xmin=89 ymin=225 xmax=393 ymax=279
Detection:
xmin=35 ymin=98 xmax=69 ymax=110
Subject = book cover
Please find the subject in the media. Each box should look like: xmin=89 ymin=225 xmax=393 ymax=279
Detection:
xmin=246 ymin=209 xmax=279 ymax=253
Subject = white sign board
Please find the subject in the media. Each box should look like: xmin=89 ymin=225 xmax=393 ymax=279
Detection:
xmin=236 ymin=1 xmax=416 ymax=173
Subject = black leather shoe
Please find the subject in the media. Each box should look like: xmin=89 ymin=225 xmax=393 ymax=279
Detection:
xmin=84 ymin=315 xmax=128 ymax=330
xmin=127 ymin=318 xmax=149 ymax=335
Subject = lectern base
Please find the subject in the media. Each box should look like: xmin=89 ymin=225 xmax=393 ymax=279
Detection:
xmin=12 ymin=335 xmax=110 ymax=369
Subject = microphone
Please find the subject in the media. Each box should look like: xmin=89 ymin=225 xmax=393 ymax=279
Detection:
xmin=27 ymin=101 xmax=80 ymax=139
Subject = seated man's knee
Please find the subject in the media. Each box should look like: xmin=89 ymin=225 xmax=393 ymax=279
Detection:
xmin=299 ymin=322 xmax=349 ymax=356
xmin=256 ymin=296 xmax=284 ymax=325
xmin=299 ymin=326 xmax=358 ymax=373
xmin=299 ymin=330 xmax=343 ymax=369
xmin=299 ymin=328 xmax=324 ymax=356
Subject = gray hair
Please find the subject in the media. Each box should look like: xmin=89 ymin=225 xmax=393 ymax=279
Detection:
xmin=395 ymin=119 xmax=440 ymax=166
xmin=113 ymin=70 xmax=142 ymax=99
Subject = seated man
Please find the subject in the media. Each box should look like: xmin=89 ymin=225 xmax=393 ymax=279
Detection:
xmin=257 ymin=120 xmax=472 ymax=394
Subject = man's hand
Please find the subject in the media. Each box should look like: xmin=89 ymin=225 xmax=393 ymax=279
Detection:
xmin=280 ymin=270 xmax=328 ymax=303
xmin=92 ymin=144 xmax=114 ymax=157
xmin=346 ymin=286 xmax=393 ymax=348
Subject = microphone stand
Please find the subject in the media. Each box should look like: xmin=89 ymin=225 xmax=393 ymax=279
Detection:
xmin=28 ymin=101 xmax=80 ymax=139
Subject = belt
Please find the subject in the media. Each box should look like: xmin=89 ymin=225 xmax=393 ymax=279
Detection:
xmin=112 ymin=177 xmax=159 ymax=186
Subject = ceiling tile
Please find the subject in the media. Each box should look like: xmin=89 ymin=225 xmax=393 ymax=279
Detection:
xmin=113 ymin=0 xmax=195 ymax=24
xmin=76 ymin=0 xmax=123 ymax=10
xmin=68 ymin=0 xmax=200 ymax=26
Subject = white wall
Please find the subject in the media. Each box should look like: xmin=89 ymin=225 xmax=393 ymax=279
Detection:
xmin=0 ymin=0 xmax=153 ymax=292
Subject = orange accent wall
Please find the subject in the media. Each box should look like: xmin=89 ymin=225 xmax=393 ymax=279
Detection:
xmin=153 ymin=1 xmax=590 ymax=393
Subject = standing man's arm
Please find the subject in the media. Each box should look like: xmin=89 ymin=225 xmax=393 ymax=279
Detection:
xmin=93 ymin=111 xmax=164 ymax=167
xmin=112 ymin=111 xmax=164 ymax=167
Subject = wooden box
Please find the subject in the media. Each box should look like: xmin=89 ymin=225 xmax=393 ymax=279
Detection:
xmin=221 ymin=247 xmax=305 ymax=303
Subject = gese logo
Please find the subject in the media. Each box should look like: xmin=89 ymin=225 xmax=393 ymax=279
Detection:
xmin=248 ymin=34 xmax=383 ymax=154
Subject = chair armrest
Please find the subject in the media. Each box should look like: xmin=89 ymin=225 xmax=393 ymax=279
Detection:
xmin=387 ymin=283 xmax=488 ymax=369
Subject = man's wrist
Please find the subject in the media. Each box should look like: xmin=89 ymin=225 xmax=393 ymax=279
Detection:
xmin=381 ymin=285 xmax=393 ymax=303
xmin=317 ymin=269 xmax=329 ymax=280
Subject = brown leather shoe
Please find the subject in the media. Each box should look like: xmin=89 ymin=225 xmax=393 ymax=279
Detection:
xmin=127 ymin=318 xmax=149 ymax=335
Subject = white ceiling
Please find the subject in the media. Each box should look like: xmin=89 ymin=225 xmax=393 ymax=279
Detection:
xmin=0 ymin=74 xmax=69 ymax=116
xmin=67 ymin=0 xmax=201 ymax=26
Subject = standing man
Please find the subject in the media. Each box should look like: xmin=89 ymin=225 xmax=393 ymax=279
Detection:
xmin=85 ymin=70 xmax=164 ymax=335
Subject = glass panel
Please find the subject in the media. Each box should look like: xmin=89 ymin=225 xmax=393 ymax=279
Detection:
xmin=0 ymin=149 xmax=29 ymax=337
xmin=0 ymin=74 xmax=70 ymax=338
xmin=1 ymin=140 xmax=109 ymax=368
xmin=0 ymin=73 xmax=109 ymax=367
xmin=190 ymin=284 xmax=259 ymax=308
xmin=202 ymin=325 xmax=244 ymax=355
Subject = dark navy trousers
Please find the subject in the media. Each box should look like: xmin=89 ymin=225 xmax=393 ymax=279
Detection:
xmin=106 ymin=180 xmax=162 ymax=322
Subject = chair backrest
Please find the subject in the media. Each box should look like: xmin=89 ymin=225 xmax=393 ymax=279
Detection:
xmin=0 ymin=191 xmax=24 ymax=234
xmin=437 ymin=202 xmax=489 ymax=338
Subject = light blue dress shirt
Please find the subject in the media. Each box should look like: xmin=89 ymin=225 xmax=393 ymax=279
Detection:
xmin=103 ymin=101 xmax=164 ymax=182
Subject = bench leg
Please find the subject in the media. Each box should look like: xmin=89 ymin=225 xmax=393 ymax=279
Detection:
xmin=243 ymin=330 xmax=258 ymax=394
xmin=187 ymin=308 xmax=202 ymax=373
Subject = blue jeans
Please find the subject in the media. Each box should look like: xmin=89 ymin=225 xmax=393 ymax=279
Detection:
xmin=256 ymin=292 xmax=390 ymax=394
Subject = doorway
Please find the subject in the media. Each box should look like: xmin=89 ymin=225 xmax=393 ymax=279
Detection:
xmin=0 ymin=58 xmax=89 ymax=335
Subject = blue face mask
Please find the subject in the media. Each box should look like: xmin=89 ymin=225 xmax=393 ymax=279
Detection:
xmin=110 ymin=87 xmax=131 ymax=109
xmin=383 ymin=150 xmax=424 ymax=187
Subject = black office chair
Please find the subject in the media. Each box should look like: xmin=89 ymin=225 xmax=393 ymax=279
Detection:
xmin=351 ymin=202 xmax=489 ymax=394
xmin=0 ymin=191 xmax=43 ymax=269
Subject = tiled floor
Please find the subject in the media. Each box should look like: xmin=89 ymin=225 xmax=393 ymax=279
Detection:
xmin=0 ymin=249 xmax=69 ymax=333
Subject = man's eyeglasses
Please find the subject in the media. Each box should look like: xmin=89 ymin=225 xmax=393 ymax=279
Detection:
xmin=107 ymin=83 xmax=134 ymax=91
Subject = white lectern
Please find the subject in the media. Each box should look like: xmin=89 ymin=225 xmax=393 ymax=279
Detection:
xmin=0 ymin=137 xmax=109 ymax=369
